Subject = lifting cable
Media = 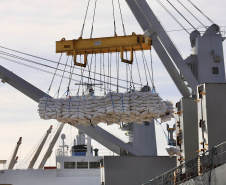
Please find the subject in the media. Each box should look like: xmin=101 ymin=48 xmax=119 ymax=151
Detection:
xmin=166 ymin=0 xmax=196 ymax=30
xmin=177 ymin=0 xmax=206 ymax=28
xmin=134 ymin=51 xmax=143 ymax=89
xmin=100 ymin=52 xmax=102 ymax=92
xmin=187 ymin=0 xmax=215 ymax=24
xmin=102 ymin=53 xmax=106 ymax=94
xmin=80 ymin=0 xmax=91 ymax=37
xmin=107 ymin=52 xmax=110 ymax=91
xmin=150 ymin=50 xmax=155 ymax=91
xmin=67 ymin=57 xmax=75 ymax=96
xmin=155 ymin=0 xmax=190 ymax=34
xmin=0 ymin=55 xmax=112 ymax=93
xmin=142 ymin=50 xmax=154 ymax=88
xmin=128 ymin=64 xmax=135 ymax=90
xmin=116 ymin=52 xmax=120 ymax=92
xmin=117 ymin=0 xmax=126 ymax=36
xmin=88 ymin=53 xmax=94 ymax=85
xmin=77 ymin=66 xmax=86 ymax=95
xmin=56 ymin=55 xmax=70 ymax=98
xmin=111 ymin=0 xmax=117 ymax=36
xmin=0 ymin=55 xmax=128 ymax=90
xmin=141 ymin=50 xmax=149 ymax=86
xmin=126 ymin=63 xmax=128 ymax=91
xmin=0 ymin=50 xmax=143 ymax=89
xmin=93 ymin=54 xmax=97 ymax=92
xmin=90 ymin=0 xmax=98 ymax=38
xmin=110 ymin=52 xmax=112 ymax=91
xmin=0 ymin=47 xmax=143 ymax=88
xmin=47 ymin=53 xmax=63 ymax=94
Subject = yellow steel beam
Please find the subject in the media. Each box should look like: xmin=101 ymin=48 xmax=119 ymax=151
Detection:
xmin=56 ymin=33 xmax=151 ymax=67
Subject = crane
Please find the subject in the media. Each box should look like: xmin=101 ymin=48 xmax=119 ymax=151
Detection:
xmin=8 ymin=137 xmax=22 ymax=170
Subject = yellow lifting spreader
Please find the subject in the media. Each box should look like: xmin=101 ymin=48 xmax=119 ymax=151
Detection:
xmin=56 ymin=33 xmax=151 ymax=67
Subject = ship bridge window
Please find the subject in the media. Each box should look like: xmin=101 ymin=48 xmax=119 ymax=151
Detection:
xmin=64 ymin=162 xmax=76 ymax=169
xmin=89 ymin=162 xmax=100 ymax=169
xmin=77 ymin=162 xmax=88 ymax=169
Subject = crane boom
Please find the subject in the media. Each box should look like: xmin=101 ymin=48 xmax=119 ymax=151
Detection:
xmin=38 ymin=123 xmax=64 ymax=169
xmin=28 ymin=125 xmax=53 ymax=169
xmin=125 ymin=0 xmax=199 ymax=94
xmin=8 ymin=137 xmax=22 ymax=170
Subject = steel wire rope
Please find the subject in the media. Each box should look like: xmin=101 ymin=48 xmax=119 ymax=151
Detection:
xmin=187 ymin=0 xmax=215 ymax=24
xmin=0 ymin=55 xmax=128 ymax=91
xmin=134 ymin=51 xmax=142 ymax=89
xmin=166 ymin=0 xmax=196 ymax=30
xmin=116 ymin=51 xmax=120 ymax=92
xmin=128 ymin=63 xmax=134 ymax=90
xmin=141 ymin=50 xmax=154 ymax=88
xmin=126 ymin=63 xmax=128 ymax=91
xmin=90 ymin=0 xmax=98 ymax=38
xmin=107 ymin=51 xmax=110 ymax=91
xmin=87 ymin=53 xmax=94 ymax=85
xmin=111 ymin=0 xmax=117 ymax=36
xmin=77 ymin=66 xmax=86 ymax=96
xmin=18 ymin=132 xmax=47 ymax=169
xmin=47 ymin=53 xmax=63 ymax=93
xmin=80 ymin=0 xmax=91 ymax=37
xmin=150 ymin=50 xmax=155 ymax=91
xmin=0 ymin=53 xmax=129 ymax=90
xmin=155 ymin=0 xmax=190 ymax=34
xmin=56 ymin=55 xmax=70 ymax=97
xmin=110 ymin=52 xmax=112 ymax=91
xmin=93 ymin=53 xmax=97 ymax=92
xmin=67 ymin=57 xmax=76 ymax=96
xmin=177 ymin=0 xmax=206 ymax=28
xmin=102 ymin=53 xmax=106 ymax=94
xmin=0 ymin=49 xmax=142 ymax=87
xmin=117 ymin=0 xmax=126 ymax=36
xmin=141 ymin=50 xmax=149 ymax=86
xmin=100 ymin=52 xmax=102 ymax=93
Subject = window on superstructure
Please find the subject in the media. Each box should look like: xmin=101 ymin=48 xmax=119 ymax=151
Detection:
xmin=77 ymin=162 xmax=88 ymax=169
xmin=64 ymin=162 xmax=76 ymax=169
xmin=89 ymin=162 xmax=100 ymax=169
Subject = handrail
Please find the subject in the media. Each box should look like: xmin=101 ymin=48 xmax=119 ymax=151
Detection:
xmin=143 ymin=140 xmax=226 ymax=185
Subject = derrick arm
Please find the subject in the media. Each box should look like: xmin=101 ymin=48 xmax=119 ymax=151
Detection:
xmin=0 ymin=65 xmax=143 ymax=156
xmin=28 ymin=125 xmax=53 ymax=169
xmin=125 ymin=0 xmax=199 ymax=96
xmin=38 ymin=123 xmax=64 ymax=169
xmin=8 ymin=137 xmax=22 ymax=169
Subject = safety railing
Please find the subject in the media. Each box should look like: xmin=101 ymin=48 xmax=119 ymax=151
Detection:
xmin=143 ymin=140 xmax=226 ymax=185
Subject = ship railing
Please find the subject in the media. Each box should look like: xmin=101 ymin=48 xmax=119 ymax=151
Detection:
xmin=56 ymin=148 xmax=70 ymax=157
xmin=142 ymin=140 xmax=226 ymax=185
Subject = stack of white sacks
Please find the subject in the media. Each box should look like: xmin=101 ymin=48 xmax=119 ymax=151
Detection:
xmin=38 ymin=91 xmax=174 ymax=126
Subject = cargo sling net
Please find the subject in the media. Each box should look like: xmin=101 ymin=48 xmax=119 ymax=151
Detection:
xmin=38 ymin=0 xmax=175 ymax=126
